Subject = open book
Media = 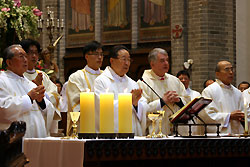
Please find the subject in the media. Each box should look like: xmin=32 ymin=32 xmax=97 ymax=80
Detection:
xmin=169 ymin=96 xmax=212 ymax=123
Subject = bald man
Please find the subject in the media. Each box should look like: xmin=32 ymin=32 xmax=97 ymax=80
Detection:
xmin=199 ymin=61 xmax=247 ymax=134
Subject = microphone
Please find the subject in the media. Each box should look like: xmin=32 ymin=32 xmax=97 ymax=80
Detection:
xmin=140 ymin=78 xmax=175 ymax=114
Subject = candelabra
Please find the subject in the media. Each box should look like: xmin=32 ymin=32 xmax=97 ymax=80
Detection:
xmin=37 ymin=6 xmax=64 ymax=53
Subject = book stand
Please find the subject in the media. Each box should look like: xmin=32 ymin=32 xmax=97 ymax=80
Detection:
xmin=169 ymin=97 xmax=221 ymax=137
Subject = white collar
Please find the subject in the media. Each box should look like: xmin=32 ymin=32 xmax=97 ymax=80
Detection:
xmin=108 ymin=66 xmax=127 ymax=82
xmin=216 ymin=79 xmax=232 ymax=89
xmin=186 ymin=87 xmax=191 ymax=94
xmin=26 ymin=68 xmax=36 ymax=74
xmin=85 ymin=65 xmax=101 ymax=75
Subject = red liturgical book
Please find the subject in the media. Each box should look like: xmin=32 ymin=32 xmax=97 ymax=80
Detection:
xmin=169 ymin=96 xmax=212 ymax=123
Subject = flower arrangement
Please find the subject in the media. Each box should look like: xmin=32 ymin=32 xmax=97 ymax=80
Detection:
xmin=0 ymin=0 xmax=42 ymax=41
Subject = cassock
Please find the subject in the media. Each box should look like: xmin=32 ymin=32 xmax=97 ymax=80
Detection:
xmin=186 ymin=87 xmax=201 ymax=100
xmin=200 ymin=79 xmax=245 ymax=134
xmin=24 ymin=69 xmax=61 ymax=133
xmin=137 ymin=69 xmax=190 ymax=135
xmin=0 ymin=70 xmax=55 ymax=138
xmin=94 ymin=66 xmax=149 ymax=136
xmin=66 ymin=65 xmax=102 ymax=134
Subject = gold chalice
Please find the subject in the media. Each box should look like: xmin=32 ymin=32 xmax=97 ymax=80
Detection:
xmin=156 ymin=110 xmax=167 ymax=138
xmin=70 ymin=112 xmax=80 ymax=139
xmin=147 ymin=113 xmax=159 ymax=138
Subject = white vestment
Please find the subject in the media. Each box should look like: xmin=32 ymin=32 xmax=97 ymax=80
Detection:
xmin=200 ymin=79 xmax=245 ymax=134
xmin=241 ymin=88 xmax=250 ymax=132
xmin=186 ymin=87 xmax=201 ymax=100
xmin=94 ymin=66 xmax=149 ymax=136
xmin=66 ymin=65 xmax=102 ymax=134
xmin=137 ymin=69 xmax=190 ymax=136
xmin=0 ymin=70 xmax=55 ymax=138
xmin=24 ymin=69 xmax=61 ymax=133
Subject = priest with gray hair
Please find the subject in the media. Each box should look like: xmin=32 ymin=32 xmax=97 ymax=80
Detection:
xmin=0 ymin=44 xmax=55 ymax=138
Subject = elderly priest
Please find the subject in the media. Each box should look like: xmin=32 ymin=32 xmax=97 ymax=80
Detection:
xmin=200 ymin=61 xmax=246 ymax=134
xmin=0 ymin=45 xmax=55 ymax=138
xmin=94 ymin=45 xmax=149 ymax=136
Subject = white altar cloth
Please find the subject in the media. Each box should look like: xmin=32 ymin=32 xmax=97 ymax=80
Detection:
xmin=23 ymin=137 xmax=86 ymax=167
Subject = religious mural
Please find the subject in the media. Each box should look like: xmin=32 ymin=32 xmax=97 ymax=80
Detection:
xmin=139 ymin=0 xmax=171 ymax=42
xmin=67 ymin=0 xmax=95 ymax=47
xmin=102 ymin=0 xmax=131 ymax=44
xmin=103 ymin=0 xmax=131 ymax=31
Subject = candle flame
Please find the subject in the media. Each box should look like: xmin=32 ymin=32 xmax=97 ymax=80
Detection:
xmin=86 ymin=88 xmax=90 ymax=92
xmin=105 ymin=88 xmax=109 ymax=93
xmin=244 ymin=98 xmax=247 ymax=107
xmin=124 ymin=88 xmax=128 ymax=93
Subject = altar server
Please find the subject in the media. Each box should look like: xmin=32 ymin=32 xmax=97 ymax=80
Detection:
xmin=0 ymin=45 xmax=55 ymax=138
xmin=200 ymin=61 xmax=246 ymax=134
xmin=21 ymin=39 xmax=61 ymax=134
xmin=66 ymin=41 xmax=104 ymax=134
xmin=177 ymin=70 xmax=201 ymax=100
xmin=137 ymin=48 xmax=190 ymax=136
xmin=94 ymin=45 xmax=149 ymax=136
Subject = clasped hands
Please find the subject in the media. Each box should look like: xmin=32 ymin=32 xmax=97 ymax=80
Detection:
xmin=27 ymin=85 xmax=46 ymax=102
xmin=161 ymin=91 xmax=180 ymax=104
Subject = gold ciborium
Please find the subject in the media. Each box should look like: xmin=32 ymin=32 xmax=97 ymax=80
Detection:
xmin=156 ymin=110 xmax=167 ymax=138
xmin=147 ymin=113 xmax=159 ymax=138
xmin=70 ymin=112 xmax=80 ymax=139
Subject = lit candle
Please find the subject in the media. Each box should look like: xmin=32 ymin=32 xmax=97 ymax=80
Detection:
xmin=118 ymin=92 xmax=132 ymax=133
xmin=37 ymin=19 xmax=40 ymax=28
xmin=61 ymin=19 xmax=64 ymax=28
xmin=46 ymin=19 xmax=49 ymax=28
xmin=40 ymin=19 xmax=43 ymax=28
xmin=244 ymin=98 xmax=248 ymax=133
xmin=100 ymin=92 xmax=114 ymax=133
xmin=47 ymin=6 xmax=50 ymax=15
xmin=57 ymin=19 xmax=60 ymax=28
xmin=51 ymin=18 xmax=55 ymax=27
xmin=80 ymin=91 xmax=95 ymax=133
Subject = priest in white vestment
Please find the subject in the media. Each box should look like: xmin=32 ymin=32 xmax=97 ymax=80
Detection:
xmin=176 ymin=70 xmax=201 ymax=100
xmin=20 ymin=39 xmax=61 ymax=134
xmin=0 ymin=45 xmax=55 ymax=138
xmin=94 ymin=45 xmax=149 ymax=136
xmin=200 ymin=61 xmax=246 ymax=134
xmin=137 ymin=48 xmax=190 ymax=136
xmin=240 ymin=87 xmax=250 ymax=132
xmin=66 ymin=41 xmax=104 ymax=135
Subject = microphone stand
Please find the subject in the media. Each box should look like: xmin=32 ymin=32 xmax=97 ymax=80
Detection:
xmin=140 ymin=79 xmax=175 ymax=114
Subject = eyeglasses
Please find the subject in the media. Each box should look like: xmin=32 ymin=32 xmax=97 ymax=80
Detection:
xmin=223 ymin=67 xmax=235 ymax=72
xmin=87 ymin=52 xmax=104 ymax=57
xmin=114 ymin=57 xmax=133 ymax=63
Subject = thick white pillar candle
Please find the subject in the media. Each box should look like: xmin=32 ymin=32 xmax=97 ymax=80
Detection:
xmin=100 ymin=93 xmax=114 ymax=133
xmin=80 ymin=92 xmax=95 ymax=133
xmin=118 ymin=93 xmax=132 ymax=133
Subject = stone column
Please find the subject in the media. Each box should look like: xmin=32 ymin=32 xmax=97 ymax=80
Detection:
xmin=171 ymin=0 xmax=236 ymax=92
xmin=131 ymin=0 xmax=138 ymax=49
xmin=95 ymin=0 xmax=101 ymax=42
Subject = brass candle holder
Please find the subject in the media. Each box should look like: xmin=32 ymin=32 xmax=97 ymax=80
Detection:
xmin=147 ymin=113 xmax=159 ymax=138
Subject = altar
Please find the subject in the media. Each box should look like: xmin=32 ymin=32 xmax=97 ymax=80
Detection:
xmin=23 ymin=136 xmax=250 ymax=167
